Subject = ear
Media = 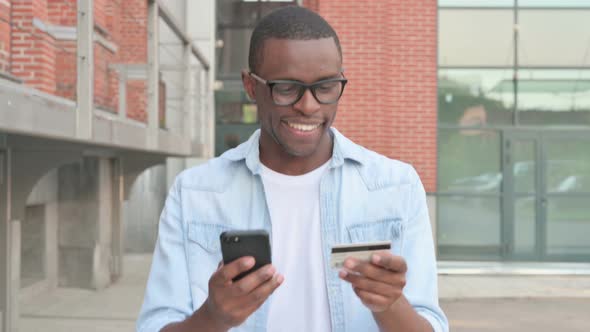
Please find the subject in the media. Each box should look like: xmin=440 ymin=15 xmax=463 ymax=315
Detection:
xmin=241 ymin=69 xmax=256 ymax=102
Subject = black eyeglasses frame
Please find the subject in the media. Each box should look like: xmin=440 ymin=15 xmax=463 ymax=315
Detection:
xmin=249 ymin=72 xmax=348 ymax=106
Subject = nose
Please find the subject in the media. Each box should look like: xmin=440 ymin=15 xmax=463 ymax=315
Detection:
xmin=293 ymin=88 xmax=321 ymax=115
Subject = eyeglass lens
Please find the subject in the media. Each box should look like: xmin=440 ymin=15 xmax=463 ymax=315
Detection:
xmin=271 ymin=81 xmax=344 ymax=105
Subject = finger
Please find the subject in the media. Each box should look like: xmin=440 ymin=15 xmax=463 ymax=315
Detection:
xmin=231 ymin=264 xmax=276 ymax=296
xmin=343 ymin=258 xmax=396 ymax=284
xmin=354 ymin=287 xmax=391 ymax=308
xmin=232 ymin=275 xmax=283 ymax=322
xmin=371 ymin=251 xmax=407 ymax=273
xmin=246 ymin=273 xmax=284 ymax=306
xmin=339 ymin=270 xmax=397 ymax=298
xmin=212 ymin=256 xmax=255 ymax=285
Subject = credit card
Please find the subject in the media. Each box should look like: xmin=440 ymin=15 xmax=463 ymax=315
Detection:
xmin=330 ymin=241 xmax=391 ymax=268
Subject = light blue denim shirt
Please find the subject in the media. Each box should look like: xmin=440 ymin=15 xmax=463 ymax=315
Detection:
xmin=137 ymin=128 xmax=449 ymax=332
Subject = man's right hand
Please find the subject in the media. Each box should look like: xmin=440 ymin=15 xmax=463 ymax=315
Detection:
xmin=200 ymin=256 xmax=284 ymax=331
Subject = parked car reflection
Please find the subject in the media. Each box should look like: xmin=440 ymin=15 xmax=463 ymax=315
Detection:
xmin=446 ymin=160 xmax=590 ymax=193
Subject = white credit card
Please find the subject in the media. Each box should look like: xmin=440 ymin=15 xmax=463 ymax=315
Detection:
xmin=330 ymin=241 xmax=391 ymax=268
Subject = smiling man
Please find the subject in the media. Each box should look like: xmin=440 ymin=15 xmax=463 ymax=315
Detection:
xmin=137 ymin=6 xmax=448 ymax=332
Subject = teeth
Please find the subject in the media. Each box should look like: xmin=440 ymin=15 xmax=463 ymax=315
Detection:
xmin=287 ymin=122 xmax=321 ymax=132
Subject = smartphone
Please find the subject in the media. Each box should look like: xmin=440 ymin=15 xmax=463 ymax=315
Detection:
xmin=220 ymin=230 xmax=272 ymax=281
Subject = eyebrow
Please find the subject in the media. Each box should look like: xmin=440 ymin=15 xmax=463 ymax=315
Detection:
xmin=272 ymin=73 xmax=343 ymax=83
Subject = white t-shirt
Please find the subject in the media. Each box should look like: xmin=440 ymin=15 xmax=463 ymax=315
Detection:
xmin=261 ymin=161 xmax=332 ymax=332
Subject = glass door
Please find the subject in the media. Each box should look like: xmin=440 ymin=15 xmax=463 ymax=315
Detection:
xmin=502 ymin=131 xmax=542 ymax=260
xmin=542 ymin=132 xmax=590 ymax=261
xmin=503 ymin=130 xmax=590 ymax=261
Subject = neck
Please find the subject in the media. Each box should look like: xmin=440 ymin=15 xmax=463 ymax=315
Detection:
xmin=259 ymin=131 xmax=333 ymax=176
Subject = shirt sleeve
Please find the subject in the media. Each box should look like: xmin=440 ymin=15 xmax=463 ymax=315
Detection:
xmin=401 ymin=166 xmax=449 ymax=332
xmin=136 ymin=177 xmax=194 ymax=332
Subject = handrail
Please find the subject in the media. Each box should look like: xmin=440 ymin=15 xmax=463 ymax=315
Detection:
xmin=152 ymin=0 xmax=210 ymax=70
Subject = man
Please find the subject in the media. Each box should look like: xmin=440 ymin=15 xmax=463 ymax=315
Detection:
xmin=137 ymin=6 xmax=448 ymax=332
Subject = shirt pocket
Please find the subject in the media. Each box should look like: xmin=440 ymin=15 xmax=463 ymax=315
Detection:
xmin=187 ymin=222 xmax=232 ymax=254
xmin=346 ymin=218 xmax=404 ymax=255
xmin=186 ymin=222 xmax=234 ymax=288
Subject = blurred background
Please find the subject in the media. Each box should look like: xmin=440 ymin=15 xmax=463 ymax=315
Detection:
xmin=0 ymin=0 xmax=589 ymax=331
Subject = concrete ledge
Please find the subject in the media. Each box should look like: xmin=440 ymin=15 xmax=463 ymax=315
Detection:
xmin=1 ymin=78 xmax=196 ymax=157
xmin=439 ymin=274 xmax=590 ymax=299
xmin=439 ymin=261 xmax=590 ymax=275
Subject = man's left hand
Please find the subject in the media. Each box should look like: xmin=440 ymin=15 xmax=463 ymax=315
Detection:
xmin=338 ymin=250 xmax=407 ymax=313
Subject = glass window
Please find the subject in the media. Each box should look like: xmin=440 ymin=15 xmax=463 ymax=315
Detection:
xmin=218 ymin=0 xmax=261 ymax=27
xmin=215 ymin=123 xmax=260 ymax=156
xmin=518 ymin=9 xmax=590 ymax=67
xmin=516 ymin=69 xmax=590 ymax=126
xmin=513 ymin=196 xmax=536 ymax=255
xmin=438 ymin=129 xmax=502 ymax=193
xmin=519 ymin=0 xmax=590 ymax=8
xmin=511 ymin=139 xmax=537 ymax=194
xmin=437 ymin=196 xmax=502 ymax=255
xmin=546 ymin=197 xmax=590 ymax=256
xmin=439 ymin=69 xmax=515 ymax=126
xmin=439 ymin=9 xmax=514 ymax=66
xmin=215 ymin=88 xmax=259 ymax=156
xmin=215 ymin=90 xmax=257 ymax=124
xmin=544 ymin=138 xmax=590 ymax=194
xmin=439 ymin=0 xmax=514 ymax=7
xmin=217 ymin=28 xmax=253 ymax=78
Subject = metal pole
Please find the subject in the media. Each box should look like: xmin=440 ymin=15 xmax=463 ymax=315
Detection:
xmin=118 ymin=68 xmax=127 ymax=120
xmin=0 ymin=150 xmax=11 ymax=332
xmin=513 ymin=0 xmax=519 ymax=126
xmin=76 ymin=0 xmax=94 ymax=139
xmin=147 ymin=1 xmax=160 ymax=149
xmin=184 ymin=47 xmax=194 ymax=142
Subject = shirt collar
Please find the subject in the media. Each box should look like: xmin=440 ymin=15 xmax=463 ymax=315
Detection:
xmin=220 ymin=127 xmax=365 ymax=174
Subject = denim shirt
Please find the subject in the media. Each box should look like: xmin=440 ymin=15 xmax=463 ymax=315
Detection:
xmin=137 ymin=128 xmax=449 ymax=332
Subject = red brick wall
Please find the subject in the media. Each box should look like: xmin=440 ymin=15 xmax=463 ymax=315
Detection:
xmin=5 ymin=0 xmax=154 ymax=124
xmin=54 ymin=39 xmax=76 ymax=100
xmin=0 ymin=0 xmax=11 ymax=73
xmin=11 ymin=0 xmax=57 ymax=94
xmin=47 ymin=0 xmax=76 ymax=101
xmin=105 ymin=0 xmax=121 ymax=44
xmin=127 ymin=79 xmax=146 ymax=122
xmin=304 ymin=0 xmax=438 ymax=192
xmin=118 ymin=0 xmax=148 ymax=122
xmin=93 ymin=0 xmax=108 ymax=31
xmin=47 ymin=0 xmax=76 ymax=26
xmin=118 ymin=0 xmax=146 ymax=64
xmin=94 ymin=42 xmax=118 ymax=111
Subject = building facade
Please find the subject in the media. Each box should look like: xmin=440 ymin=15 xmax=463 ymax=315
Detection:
xmin=215 ymin=0 xmax=590 ymax=265
xmin=0 ymin=1 xmax=216 ymax=331
xmin=437 ymin=0 xmax=590 ymax=262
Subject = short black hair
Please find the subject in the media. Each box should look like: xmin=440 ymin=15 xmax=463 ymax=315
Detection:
xmin=248 ymin=6 xmax=342 ymax=73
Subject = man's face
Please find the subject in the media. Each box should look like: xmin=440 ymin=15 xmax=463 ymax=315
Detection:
xmin=243 ymin=38 xmax=342 ymax=159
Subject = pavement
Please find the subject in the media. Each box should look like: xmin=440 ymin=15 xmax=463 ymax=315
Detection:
xmin=18 ymin=254 xmax=590 ymax=332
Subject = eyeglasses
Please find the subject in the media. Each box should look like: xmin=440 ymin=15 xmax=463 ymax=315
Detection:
xmin=249 ymin=72 xmax=348 ymax=106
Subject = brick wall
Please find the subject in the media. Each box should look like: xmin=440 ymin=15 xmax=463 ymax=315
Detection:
xmin=47 ymin=0 xmax=76 ymax=26
xmin=4 ymin=0 xmax=154 ymax=124
xmin=304 ymin=0 xmax=438 ymax=192
xmin=94 ymin=42 xmax=118 ymax=111
xmin=11 ymin=0 xmax=57 ymax=94
xmin=127 ymin=80 xmax=147 ymax=122
xmin=0 ymin=0 xmax=11 ymax=73
xmin=93 ymin=0 xmax=108 ymax=31
xmin=118 ymin=0 xmax=146 ymax=64
xmin=118 ymin=0 xmax=148 ymax=122
xmin=54 ymin=39 xmax=76 ymax=99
